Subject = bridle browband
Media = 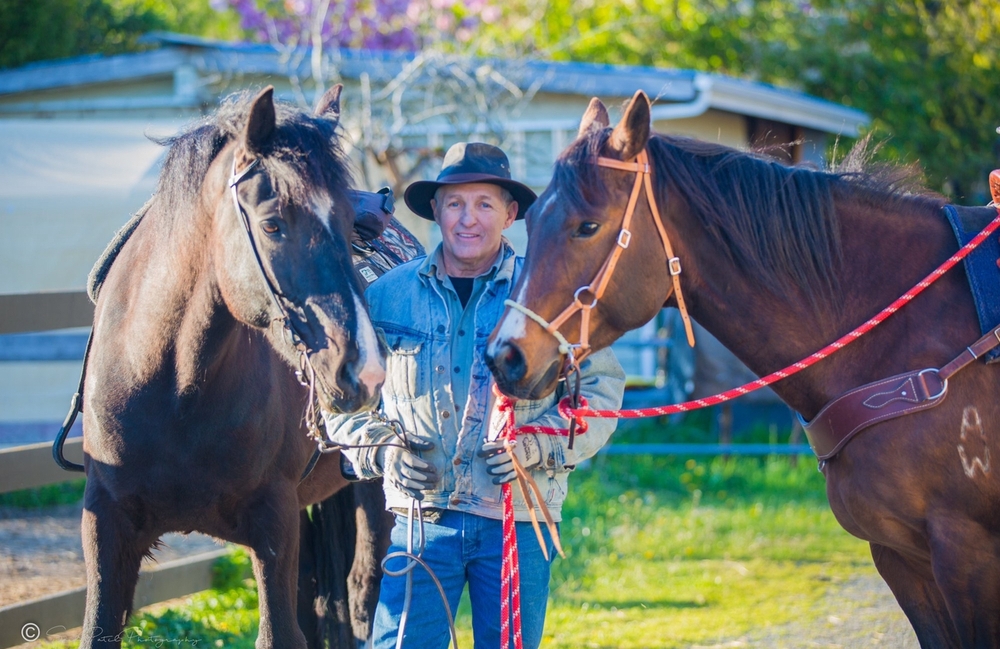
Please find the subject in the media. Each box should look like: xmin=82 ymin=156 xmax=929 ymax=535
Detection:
xmin=504 ymin=149 xmax=696 ymax=362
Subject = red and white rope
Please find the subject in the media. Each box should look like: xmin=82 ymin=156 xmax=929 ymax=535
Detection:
xmin=500 ymin=480 xmax=522 ymax=649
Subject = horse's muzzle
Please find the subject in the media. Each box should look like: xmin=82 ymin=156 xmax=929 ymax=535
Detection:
xmin=486 ymin=340 xmax=561 ymax=401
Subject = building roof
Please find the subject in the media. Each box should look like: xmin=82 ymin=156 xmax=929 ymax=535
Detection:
xmin=0 ymin=31 xmax=869 ymax=136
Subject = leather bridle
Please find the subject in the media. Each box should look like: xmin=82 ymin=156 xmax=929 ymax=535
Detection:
xmin=228 ymin=156 xmax=327 ymax=439
xmin=504 ymin=148 xmax=696 ymax=363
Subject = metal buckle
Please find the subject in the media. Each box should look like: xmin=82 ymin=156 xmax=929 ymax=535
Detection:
xmin=378 ymin=187 xmax=395 ymax=214
xmin=668 ymin=257 xmax=682 ymax=276
xmin=573 ymin=286 xmax=599 ymax=309
xmin=917 ymin=368 xmax=948 ymax=400
xmin=617 ymin=229 xmax=632 ymax=249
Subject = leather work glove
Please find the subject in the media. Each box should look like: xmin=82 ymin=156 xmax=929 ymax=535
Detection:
xmin=479 ymin=435 xmax=543 ymax=485
xmin=376 ymin=435 xmax=438 ymax=500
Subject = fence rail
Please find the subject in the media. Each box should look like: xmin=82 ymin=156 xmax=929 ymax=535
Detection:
xmin=0 ymin=550 xmax=228 ymax=649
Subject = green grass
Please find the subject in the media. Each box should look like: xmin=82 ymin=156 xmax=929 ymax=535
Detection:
xmin=37 ymin=452 xmax=878 ymax=649
xmin=0 ymin=479 xmax=86 ymax=508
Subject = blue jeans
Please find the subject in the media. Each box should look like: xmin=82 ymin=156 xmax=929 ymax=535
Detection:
xmin=371 ymin=510 xmax=557 ymax=649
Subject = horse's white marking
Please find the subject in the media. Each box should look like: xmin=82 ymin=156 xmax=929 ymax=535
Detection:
xmin=514 ymin=267 xmax=531 ymax=303
xmin=353 ymin=292 xmax=385 ymax=394
xmin=493 ymin=309 xmax=527 ymax=348
xmin=538 ymin=191 xmax=558 ymax=218
xmin=957 ymin=405 xmax=990 ymax=479
xmin=312 ymin=193 xmax=334 ymax=234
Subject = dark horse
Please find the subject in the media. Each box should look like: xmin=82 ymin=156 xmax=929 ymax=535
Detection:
xmin=80 ymin=86 xmax=385 ymax=649
xmin=487 ymin=92 xmax=1000 ymax=647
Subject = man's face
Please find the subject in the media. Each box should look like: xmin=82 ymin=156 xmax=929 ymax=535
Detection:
xmin=431 ymin=183 xmax=518 ymax=277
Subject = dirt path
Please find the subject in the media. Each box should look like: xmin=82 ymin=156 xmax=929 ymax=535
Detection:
xmin=0 ymin=503 xmax=224 ymax=608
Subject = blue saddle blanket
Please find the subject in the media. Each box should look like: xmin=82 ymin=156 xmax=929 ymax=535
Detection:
xmin=943 ymin=204 xmax=1000 ymax=363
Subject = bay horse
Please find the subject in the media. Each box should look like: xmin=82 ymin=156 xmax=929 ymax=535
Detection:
xmin=80 ymin=86 xmax=384 ymax=649
xmin=487 ymin=91 xmax=1000 ymax=647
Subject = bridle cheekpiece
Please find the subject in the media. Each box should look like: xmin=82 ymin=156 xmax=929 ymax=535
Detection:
xmin=504 ymin=148 xmax=696 ymax=363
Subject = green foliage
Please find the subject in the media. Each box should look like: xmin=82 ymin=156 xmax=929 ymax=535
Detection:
xmin=39 ymin=547 xmax=259 ymax=649
xmin=0 ymin=0 xmax=242 ymax=69
xmin=211 ymin=546 xmax=254 ymax=590
xmin=480 ymin=0 xmax=1000 ymax=202
xmin=0 ymin=479 xmax=86 ymax=508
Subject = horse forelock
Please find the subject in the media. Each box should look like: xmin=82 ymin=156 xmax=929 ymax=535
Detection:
xmin=544 ymin=129 xmax=615 ymax=221
xmin=153 ymin=90 xmax=354 ymax=229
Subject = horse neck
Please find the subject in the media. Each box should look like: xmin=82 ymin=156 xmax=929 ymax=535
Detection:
xmin=681 ymin=195 xmax=966 ymax=417
xmin=107 ymin=195 xmax=277 ymax=403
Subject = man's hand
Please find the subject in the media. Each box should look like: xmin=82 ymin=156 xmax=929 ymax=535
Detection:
xmin=478 ymin=435 xmax=542 ymax=485
xmin=377 ymin=435 xmax=438 ymax=500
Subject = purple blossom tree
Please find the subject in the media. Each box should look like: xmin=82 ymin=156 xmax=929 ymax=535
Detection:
xmin=214 ymin=0 xmax=539 ymax=208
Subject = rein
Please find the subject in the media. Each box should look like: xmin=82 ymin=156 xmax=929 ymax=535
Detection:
xmin=504 ymin=149 xmax=696 ymax=360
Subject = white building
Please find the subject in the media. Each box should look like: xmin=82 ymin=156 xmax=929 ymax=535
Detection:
xmin=0 ymin=33 xmax=868 ymax=445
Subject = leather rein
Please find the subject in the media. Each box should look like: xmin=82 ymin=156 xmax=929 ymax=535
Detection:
xmin=502 ymin=148 xmax=1000 ymax=465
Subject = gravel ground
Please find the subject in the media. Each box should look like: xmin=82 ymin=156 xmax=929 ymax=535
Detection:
xmin=0 ymin=503 xmax=224 ymax=608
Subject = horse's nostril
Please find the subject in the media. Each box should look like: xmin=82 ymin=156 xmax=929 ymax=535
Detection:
xmin=494 ymin=341 xmax=526 ymax=383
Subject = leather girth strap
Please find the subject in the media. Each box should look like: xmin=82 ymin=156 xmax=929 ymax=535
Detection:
xmin=801 ymin=323 xmax=1000 ymax=461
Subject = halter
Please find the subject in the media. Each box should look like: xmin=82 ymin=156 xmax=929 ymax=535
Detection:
xmin=504 ymin=149 xmax=696 ymax=360
xmin=228 ymin=156 xmax=327 ymax=440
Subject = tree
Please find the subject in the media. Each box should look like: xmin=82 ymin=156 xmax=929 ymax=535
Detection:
xmin=217 ymin=0 xmax=541 ymax=199
xmin=0 ymin=0 xmax=242 ymax=70
xmin=484 ymin=0 xmax=1000 ymax=202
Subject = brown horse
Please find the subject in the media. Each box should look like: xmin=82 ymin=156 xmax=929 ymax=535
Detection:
xmin=487 ymin=91 xmax=1000 ymax=647
xmin=80 ymin=86 xmax=384 ymax=649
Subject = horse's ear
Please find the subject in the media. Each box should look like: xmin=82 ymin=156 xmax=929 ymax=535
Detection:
xmin=608 ymin=90 xmax=651 ymax=160
xmin=578 ymin=97 xmax=610 ymax=137
xmin=244 ymin=86 xmax=276 ymax=155
xmin=315 ymin=83 xmax=343 ymax=122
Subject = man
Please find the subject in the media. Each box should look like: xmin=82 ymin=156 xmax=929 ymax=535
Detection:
xmin=326 ymin=142 xmax=625 ymax=649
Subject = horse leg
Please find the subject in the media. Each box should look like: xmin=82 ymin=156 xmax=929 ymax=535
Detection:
xmin=244 ymin=485 xmax=309 ymax=649
xmin=870 ymin=543 xmax=961 ymax=648
xmin=79 ymin=478 xmax=154 ymax=649
xmin=348 ymin=480 xmax=392 ymax=644
xmin=927 ymin=518 xmax=1000 ymax=647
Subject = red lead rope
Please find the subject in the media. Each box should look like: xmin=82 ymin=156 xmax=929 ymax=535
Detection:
xmin=568 ymin=208 xmax=1000 ymax=420
xmin=500 ymin=479 xmax=522 ymax=649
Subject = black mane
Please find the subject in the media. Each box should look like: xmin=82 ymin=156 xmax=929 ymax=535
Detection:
xmin=551 ymin=130 xmax=944 ymax=300
xmin=154 ymin=90 xmax=354 ymax=218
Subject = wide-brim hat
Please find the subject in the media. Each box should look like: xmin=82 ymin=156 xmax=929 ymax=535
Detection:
xmin=404 ymin=142 xmax=537 ymax=221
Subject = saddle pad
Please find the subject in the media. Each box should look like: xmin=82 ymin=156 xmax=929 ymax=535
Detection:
xmin=943 ymin=204 xmax=1000 ymax=362
xmin=87 ymin=198 xmax=152 ymax=304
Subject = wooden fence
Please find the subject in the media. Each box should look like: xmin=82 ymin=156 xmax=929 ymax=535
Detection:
xmin=0 ymin=439 xmax=229 ymax=649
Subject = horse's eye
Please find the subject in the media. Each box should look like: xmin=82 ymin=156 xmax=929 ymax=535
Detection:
xmin=260 ymin=219 xmax=282 ymax=235
xmin=576 ymin=222 xmax=600 ymax=237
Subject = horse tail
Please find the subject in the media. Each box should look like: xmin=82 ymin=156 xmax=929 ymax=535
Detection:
xmin=297 ymin=482 xmax=391 ymax=648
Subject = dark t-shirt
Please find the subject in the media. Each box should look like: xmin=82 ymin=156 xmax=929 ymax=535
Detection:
xmin=449 ymin=276 xmax=474 ymax=309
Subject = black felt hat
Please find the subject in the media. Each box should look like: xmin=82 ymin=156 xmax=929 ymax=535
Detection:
xmin=404 ymin=142 xmax=537 ymax=221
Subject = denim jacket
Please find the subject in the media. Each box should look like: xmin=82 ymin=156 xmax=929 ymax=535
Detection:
xmin=325 ymin=239 xmax=625 ymax=522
